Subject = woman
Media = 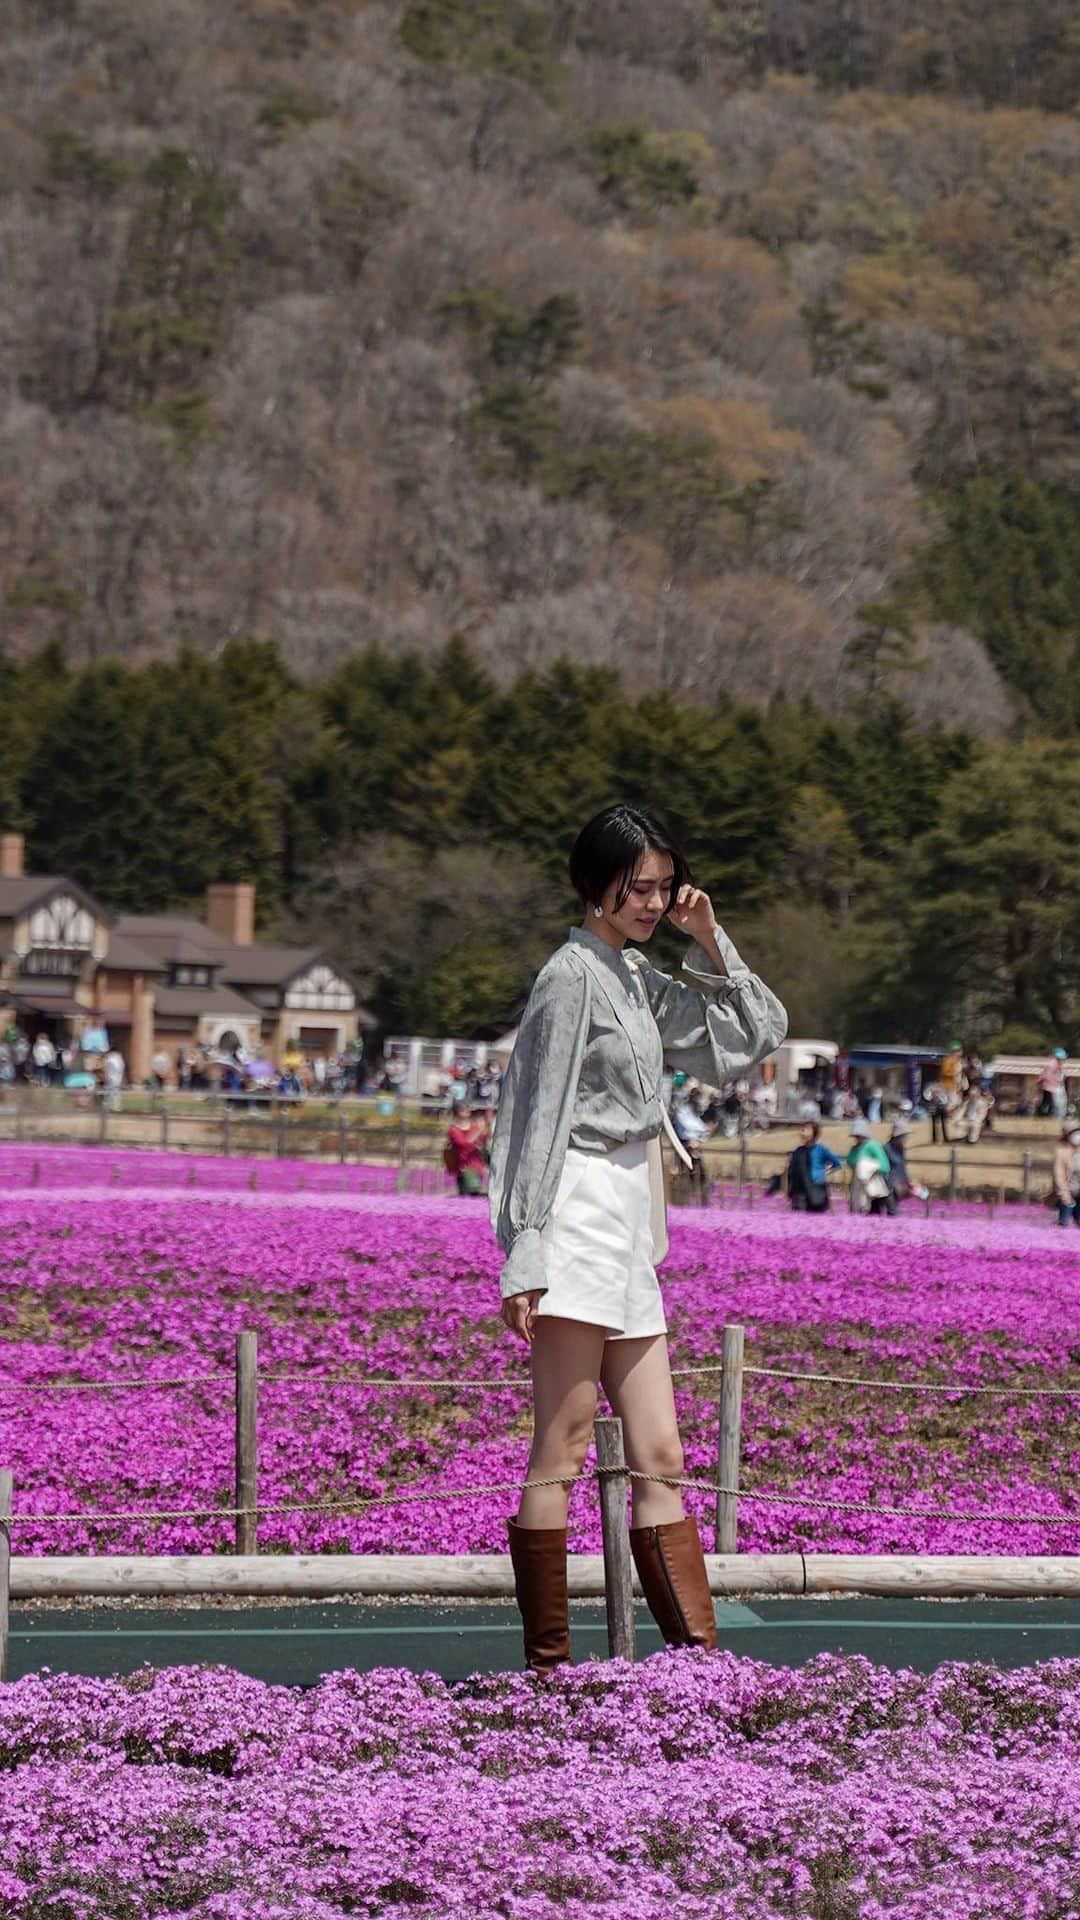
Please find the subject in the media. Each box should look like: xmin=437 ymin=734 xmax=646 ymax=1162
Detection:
xmin=488 ymin=803 xmax=787 ymax=1672
xmin=846 ymin=1118 xmax=896 ymax=1216
xmin=1051 ymin=1124 xmax=1080 ymax=1228
xmin=445 ymin=1099 xmax=490 ymax=1197
xmin=786 ymin=1120 xmax=842 ymax=1211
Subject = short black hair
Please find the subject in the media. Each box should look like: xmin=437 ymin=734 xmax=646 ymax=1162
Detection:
xmin=801 ymin=1120 xmax=822 ymax=1141
xmin=568 ymin=802 xmax=691 ymax=914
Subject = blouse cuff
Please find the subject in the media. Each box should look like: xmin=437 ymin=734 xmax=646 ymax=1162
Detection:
xmin=680 ymin=930 xmax=752 ymax=995
xmin=499 ymin=1228 xmax=548 ymax=1301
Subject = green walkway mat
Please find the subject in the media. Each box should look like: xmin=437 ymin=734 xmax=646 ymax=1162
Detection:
xmin=9 ymin=1597 xmax=1080 ymax=1683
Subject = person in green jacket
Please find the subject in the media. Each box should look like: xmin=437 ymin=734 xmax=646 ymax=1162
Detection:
xmin=846 ymin=1117 xmax=896 ymax=1216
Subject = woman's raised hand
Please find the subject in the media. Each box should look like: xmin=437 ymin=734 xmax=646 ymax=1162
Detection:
xmin=501 ymin=1290 xmax=541 ymax=1343
xmin=668 ymin=883 xmax=718 ymax=947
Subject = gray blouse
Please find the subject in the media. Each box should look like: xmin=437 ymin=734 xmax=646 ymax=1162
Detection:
xmin=488 ymin=923 xmax=788 ymax=1299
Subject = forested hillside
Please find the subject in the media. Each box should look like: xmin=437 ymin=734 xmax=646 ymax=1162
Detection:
xmin=4 ymin=638 xmax=1080 ymax=1053
xmin=3 ymin=0 xmax=1079 ymax=726
xmin=3 ymin=3 xmax=1080 ymax=1050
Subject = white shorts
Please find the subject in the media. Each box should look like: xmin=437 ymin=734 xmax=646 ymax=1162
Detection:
xmin=537 ymin=1141 xmax=667 ymax=1341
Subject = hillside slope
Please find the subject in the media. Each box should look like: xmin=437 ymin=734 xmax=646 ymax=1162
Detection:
xmin=2 ymin=0 xmax=1079 ymax=727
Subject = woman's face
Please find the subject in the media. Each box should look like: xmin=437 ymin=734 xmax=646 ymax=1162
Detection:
xmin=600 ymin=848 xmax=676 ymax=944
xmin=800 ymin=1123 xmax=815 ymax=1145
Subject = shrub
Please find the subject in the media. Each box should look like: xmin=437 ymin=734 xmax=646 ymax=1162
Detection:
xmin=257 ymin=90 xmax=325 ymax=139
xmin=43 ymin=130 xmax=126 ymax=196
xmin=585 ymin=123 xmax=702 ymax=210
xmin=400 ymin=0 xmax=557 ymax=91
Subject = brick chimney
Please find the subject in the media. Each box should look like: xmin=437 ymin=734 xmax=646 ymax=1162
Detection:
xmin=205 ymin=881 xmax=255 ymax=948
xmin=0 ymin=833 xmax=25 ymax=879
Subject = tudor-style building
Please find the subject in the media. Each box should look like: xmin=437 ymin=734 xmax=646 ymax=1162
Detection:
xmin=0 ymin=834 xmax=366 ymax=1080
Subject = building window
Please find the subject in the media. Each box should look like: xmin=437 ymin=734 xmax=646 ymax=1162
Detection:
xmin=283 ymin=964 xmax=355 ymax=1012
xmin=170 ymin=964 xmax=212 ymax=988
xmin=27 ymin=896 xmax=95 ymax=953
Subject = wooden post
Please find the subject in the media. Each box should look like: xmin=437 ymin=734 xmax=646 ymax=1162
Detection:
xmin=738 ymin=1134 xmax=748 ymax=1188
xmin=276 ymin=1111 xmax=286 ymax=1158
xmin=235 ymin=1332 xmax=258 ymax=1556
xmin=949 ymin=1146 xmax=958 ymax=1201
xmin=30 ymin=1159 xmax=40 ymax=1188
xmin=923 ymin=1191 xmax=931 ymax=1218
xmin=222 ymin=1107 xmax=231 ymax=1156
xmin=594 ymin=1416 xmax=635 ymax=1662
xmin=249 ymin=1165 xmax=259 ymax=1190
xmin=14 ymin=1093 xmax=23 ymax=1143
xmin=160 ymin=1103 xmax=168 ymax=1151
xmin=0 ymin=1469 xmax=11 ymax=1683
xmin=1022 ymin=1150 xmax=1032 ymax=1204
xmin=715 ymin=1323 xmax=745 ymax=1554
xmin=395 ymin=1118 xmax=410 ymax=1194
xmin=338 ymin=1110 xmax=348 ymax=1165
xmin=98 ymin=1098 xmax=108 ymax=1144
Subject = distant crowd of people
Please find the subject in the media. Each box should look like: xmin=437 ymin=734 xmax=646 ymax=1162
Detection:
xmin=0 ymin=1026 xmax=369 ymax=1102
xmin=784 ymin=1115 xmax=929 ymax=1216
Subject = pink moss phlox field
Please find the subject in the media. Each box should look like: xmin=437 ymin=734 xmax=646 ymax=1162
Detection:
xmin=0 ymin=1141 xmax=428 ymax=1196
xmin=0 ymin=1654 xmax=1079 ymax=1917
xmin=0 ymin=1145 xmax=1077 ymax=1556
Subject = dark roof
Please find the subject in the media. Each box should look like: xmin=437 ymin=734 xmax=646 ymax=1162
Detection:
xmin=153 ymin=984 xmax=262 ymax=1019
xmin=0 ymin=875 xmax=107 ymax=921
xmin=223 ymin=946 xmax=323 ymax=988
xmin=847 ymin=1046 xmax=945 ymax=1065
xmin=102 ymin=930 xmax=166 ymax=974
xmin=112 ymin=915 xmax=228 ymax=963
xmin=7 ymin=989 xmax=87 ymax=1017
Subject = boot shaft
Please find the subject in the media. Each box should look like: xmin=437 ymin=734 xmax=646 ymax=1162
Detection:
xmin=630 ymin=1515 xmax=717 ymax=1650
xmin=507 ymin=1518 xmax=570 ymax=1673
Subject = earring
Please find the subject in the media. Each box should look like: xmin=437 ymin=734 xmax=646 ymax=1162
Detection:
xmin=593 ymin=905 xmax=604 ymax=918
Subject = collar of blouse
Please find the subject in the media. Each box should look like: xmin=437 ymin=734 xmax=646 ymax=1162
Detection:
xmin=567 ymin=922 xmax=636 ymax=974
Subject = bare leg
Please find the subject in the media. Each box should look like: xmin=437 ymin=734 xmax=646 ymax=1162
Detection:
xmin=600 ymin=1334 xmax=685 ymax=1529
xmin=517 ymin=1317 xmax=607 ymax=1530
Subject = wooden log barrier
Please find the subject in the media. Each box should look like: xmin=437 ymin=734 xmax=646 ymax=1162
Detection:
xmin=6 ymin=1553 xmax=1079 ymax=1600
xmin=800 ymin=1555 xmax=1080 ymax=1598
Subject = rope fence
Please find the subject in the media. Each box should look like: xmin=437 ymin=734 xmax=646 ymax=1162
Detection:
xmin=0 ymin=1322 xmax=1077 ymax=1677
xmin=0 ymin=1322 xmax=1075 ymax=1535
xmin=1 ymin=1470 xmax=1077 ymax=1531
xmin=0 ymin=1359 xmax=1077 ymax=1396
xmin=1 ymin=1328 xmax=1078 ymax=1674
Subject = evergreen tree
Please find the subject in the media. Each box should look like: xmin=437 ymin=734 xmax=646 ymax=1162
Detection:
xmin=849 ymin=740 xmax=1080 ymax=1046
xmin=920 ymin=476 xmax=1080 ymax=731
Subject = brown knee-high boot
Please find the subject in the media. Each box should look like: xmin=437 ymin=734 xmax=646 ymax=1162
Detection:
xmin=507 ymin=1519 xmax=570 ymax=1673
xmin=630 ymin=1516 xmax=717 ymax=1650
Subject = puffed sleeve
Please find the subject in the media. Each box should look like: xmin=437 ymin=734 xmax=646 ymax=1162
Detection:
xmin=635 ymin=925 xmax=787 ymax=1087
xmin=488 ymin=958 xmax=590 ymax=1300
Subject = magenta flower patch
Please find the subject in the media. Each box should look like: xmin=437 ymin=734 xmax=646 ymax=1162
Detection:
xmin=0 ymin=1145 xmax=1075 ymax=1557
xmin=0 ymin=1654 xmax=1078 ymax=1917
